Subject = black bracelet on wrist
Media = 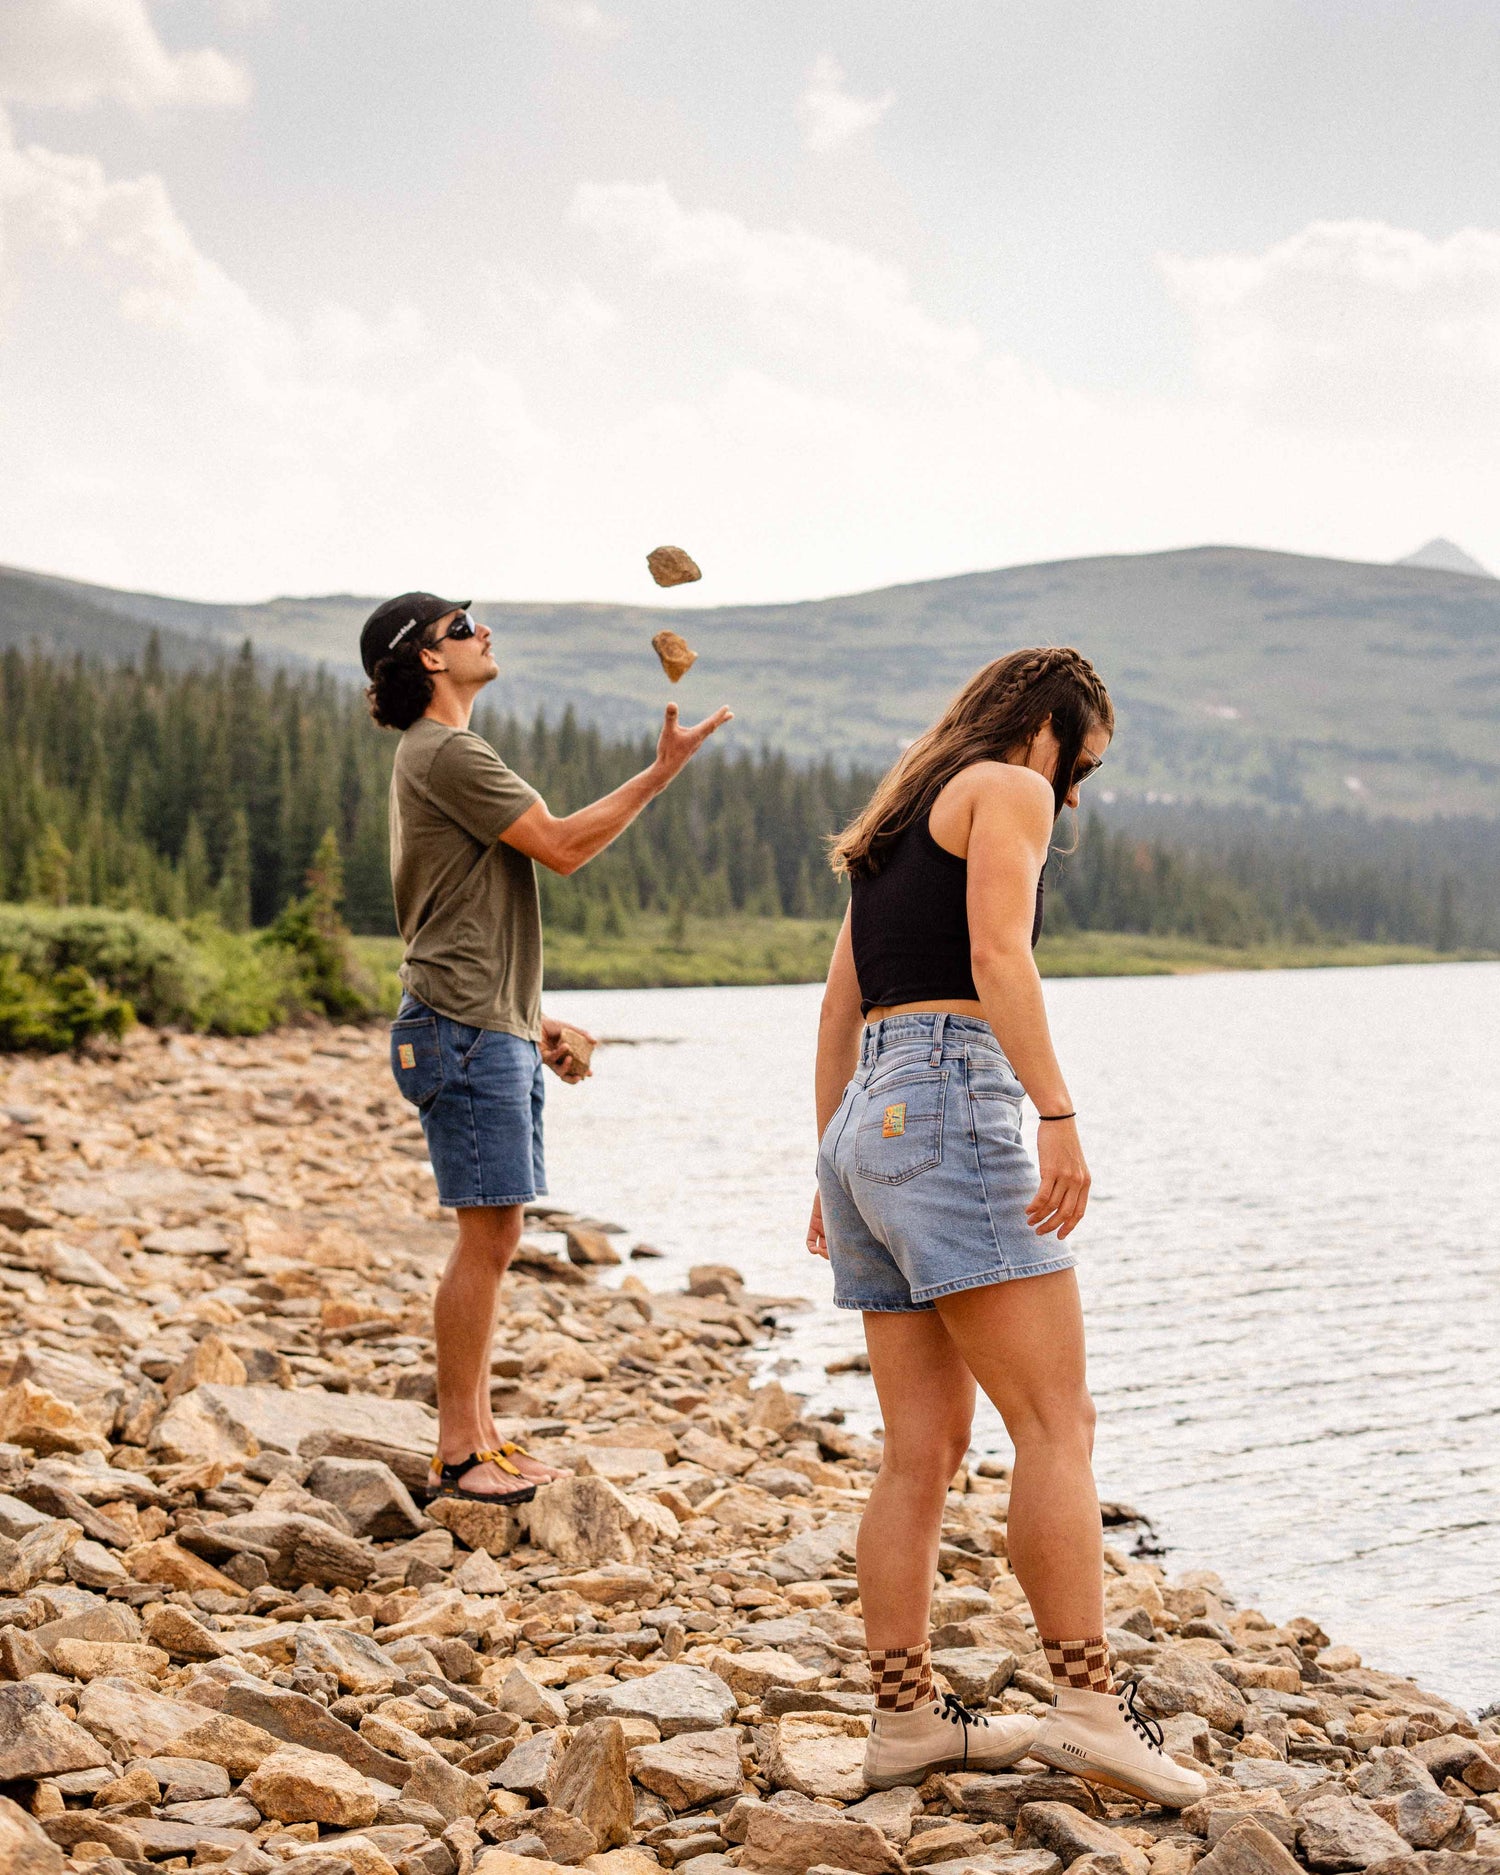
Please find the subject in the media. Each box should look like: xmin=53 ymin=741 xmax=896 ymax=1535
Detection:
xmin=1038 ymin=1111 xmax=1076 ymax=1122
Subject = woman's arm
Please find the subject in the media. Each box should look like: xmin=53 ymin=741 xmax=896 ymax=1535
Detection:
xmin=808 ymin=909 xmax=862 ymax=1259
xmin=965 ymin=766 xmax=1091 ymax=1239
xmin=816 ymin=909 xmax=863 ymax=1140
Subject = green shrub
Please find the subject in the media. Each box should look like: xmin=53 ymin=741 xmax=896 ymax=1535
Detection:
xmin=0 ymin=904 xmax=206 ymax=1026
xmin=0 ymin=952 xmax=133 ymax=1051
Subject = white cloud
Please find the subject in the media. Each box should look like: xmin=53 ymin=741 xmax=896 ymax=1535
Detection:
xmin=797 ymin=54 xmax=892 ymax=152
xmin=536 ymin=0 xmax=625 ymax=45
xmin=0 ymin=0 xmax=249 ymax=111
xmin=1162 ymin=219 xmax=1500 ymax=435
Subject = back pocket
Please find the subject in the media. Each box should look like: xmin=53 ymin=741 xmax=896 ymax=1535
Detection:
xmin=390 ymin=1014 xmax=443 ymax=1109
xmin=854 ymin=1069 xmax=947 ymax=1184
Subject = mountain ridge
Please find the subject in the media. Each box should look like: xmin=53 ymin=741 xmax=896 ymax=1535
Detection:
xmin=4 ymin=544 xmax=1498 ymax=816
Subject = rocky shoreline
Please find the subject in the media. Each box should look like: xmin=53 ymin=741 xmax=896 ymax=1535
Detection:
xmin=2 ymin=1027 xmax=1497 ymax=1875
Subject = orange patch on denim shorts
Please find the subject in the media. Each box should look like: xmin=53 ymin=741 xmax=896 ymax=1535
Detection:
xmin=398 ymin=1043 xmax=416 ymax=1069
xmin=882 ymin=1102 xmax=907 ymax=1138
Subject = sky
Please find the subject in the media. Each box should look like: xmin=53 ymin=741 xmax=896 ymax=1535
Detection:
xmin=1 ymin=0 xmax=1498 ymax=606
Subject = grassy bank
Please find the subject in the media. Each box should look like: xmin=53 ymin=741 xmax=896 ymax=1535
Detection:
xmin=1033 ymin=931 xmax=1497 ymax=976
xmin=355 ymin=917 xmax=1496 ymax=1001
xmin=352 ymin=915 xmax=844 ymax=1002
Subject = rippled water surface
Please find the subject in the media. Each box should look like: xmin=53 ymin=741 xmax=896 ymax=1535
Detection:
xmin=542 ymin=965 xmax=1500 ymax=1712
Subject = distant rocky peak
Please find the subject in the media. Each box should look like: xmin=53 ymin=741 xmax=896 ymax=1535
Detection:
xmin=1395 ymin=537 xmax=1494 ymax=578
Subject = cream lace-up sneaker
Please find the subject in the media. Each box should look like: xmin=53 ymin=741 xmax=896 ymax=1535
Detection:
xmin=863 ymin=1692 xmax=1039 ymax=1790
xmin=1031 ymin=1682 xmax=1209 ymax=1807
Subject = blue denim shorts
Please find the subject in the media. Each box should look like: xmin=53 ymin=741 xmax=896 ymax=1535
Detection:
xmin=389 ymin=994 xmax=547 ymax=1209
xmin=817 ymin=1012 xmax=1077 ymax=1311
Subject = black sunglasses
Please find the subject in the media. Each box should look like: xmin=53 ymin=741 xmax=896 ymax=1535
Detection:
xmin=429 ymin=611 xmax=477 ymax=646
xmin=1072 ymin=755 xmax=1104 ymax=785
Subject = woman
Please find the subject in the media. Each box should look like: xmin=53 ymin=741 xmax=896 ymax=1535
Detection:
xmin=810 ymin=646 xmax=1205 ymax=1804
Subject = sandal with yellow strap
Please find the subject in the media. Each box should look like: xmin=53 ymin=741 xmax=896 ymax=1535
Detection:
xmin=422 ymin=1447 xmax=537 ymax=1507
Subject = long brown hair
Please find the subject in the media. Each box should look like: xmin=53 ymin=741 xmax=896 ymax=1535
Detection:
xmin=830 ymin=646 xmax=1114 ymax=879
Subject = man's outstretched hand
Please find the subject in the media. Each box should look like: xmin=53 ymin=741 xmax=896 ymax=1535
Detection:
xmin=653 ymin=702 xmax=733 ymax=786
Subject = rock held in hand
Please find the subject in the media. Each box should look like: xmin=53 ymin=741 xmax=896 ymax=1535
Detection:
xmin=646 ymin=545 xmax=701 ymax=587
xmin=651 ymin=630 xmax=698 ymax=682
xmin=557 ymin=1025 xmax=595 ymax=1076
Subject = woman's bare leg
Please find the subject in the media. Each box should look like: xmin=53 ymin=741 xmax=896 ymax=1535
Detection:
xmin=934 ymin=1268 xmax=1103 ymax=1640
xmin=858 ymin=1309 xmax=977 ymax=1646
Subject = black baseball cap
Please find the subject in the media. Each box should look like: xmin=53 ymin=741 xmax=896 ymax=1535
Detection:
xmin=360 ymin=591 xmax=472 ymax=678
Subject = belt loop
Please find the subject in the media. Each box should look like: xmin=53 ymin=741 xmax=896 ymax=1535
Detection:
xmin=929 ymin=1012 xmax=947 ymax=1066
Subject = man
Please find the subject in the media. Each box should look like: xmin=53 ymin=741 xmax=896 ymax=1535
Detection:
xmin=362 ymin=590 xmax=731 ymax=1506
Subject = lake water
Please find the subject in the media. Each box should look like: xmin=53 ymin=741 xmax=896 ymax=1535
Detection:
xmin=540 ymin=964 xmax=1500 ymax=1714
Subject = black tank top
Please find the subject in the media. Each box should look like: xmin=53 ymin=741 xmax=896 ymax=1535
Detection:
xmin=850 ymin=814 xmax=1045 ymax=1017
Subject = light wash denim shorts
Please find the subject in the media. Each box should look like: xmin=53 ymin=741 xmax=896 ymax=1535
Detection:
xmin=817 ymin=1012 xmax=1077 ymax=1311
xmin=389 ymin=993 xmax=547 ymax=1208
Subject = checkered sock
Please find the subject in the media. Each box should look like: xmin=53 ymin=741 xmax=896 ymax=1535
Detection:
xmin=869 ymin=1640 xmax=934 ymax=1711
xmin=1042 ymin=1635 xmax=1113 ymax=1692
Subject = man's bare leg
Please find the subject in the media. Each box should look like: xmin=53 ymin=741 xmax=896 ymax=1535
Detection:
xmin=434 ymin=1204 xmax=534 ymax=1498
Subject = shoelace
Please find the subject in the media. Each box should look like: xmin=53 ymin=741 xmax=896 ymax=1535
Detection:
xmin=938 ymin=1691 xmax=989 ymax=1768
xmin=1119 ymin=1678 xmax=1166 ymax=1753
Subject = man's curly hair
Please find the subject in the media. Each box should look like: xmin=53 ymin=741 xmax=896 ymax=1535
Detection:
xmin=366 ymin=632 xmax=435 ymax=730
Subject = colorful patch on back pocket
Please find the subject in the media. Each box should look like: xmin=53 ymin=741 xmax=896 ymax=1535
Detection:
xmin=398 ymin=1043 xmax=416 ymax=1069
xmin=882 ymin=1102 xmax=907 ymax=1138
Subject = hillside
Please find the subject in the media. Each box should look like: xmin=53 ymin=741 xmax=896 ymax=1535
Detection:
xmin=4 ymin=545 xmax=1499 ymax=814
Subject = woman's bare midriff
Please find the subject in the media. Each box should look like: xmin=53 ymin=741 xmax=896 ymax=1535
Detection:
xmin=864 ymin=998 xmax=988 ymax=1024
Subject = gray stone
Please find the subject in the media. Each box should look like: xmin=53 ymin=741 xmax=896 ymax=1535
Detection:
xmin=221 ymin=1682 xmax=414 ymax=1786
xmin=494 ymin=1727 xmax=568 ymax=1802
xmin=0 ymin=1682 xmax=111 ymax=1780
xmin=1195 ymin=1821 xmax=1306 ymax=1875
xmin=1297 ymin=1792 xmax=1410 ymax=1871
xmin=763 ymin=1520 xmax=859 ymax=1586
xmin=150 ymin=1383 xmax=439 ymax=1490
xmin=1136 ymin=1655 xmax=1249 ymax=1736
xmin=629 ymin=1728 xmax=745 ymax=1810
xmin=494 ymin=1666 xmax=568 ymax=1726
xmin=1017 ymin=1802 xmax=1147 ymax=1871
xmin=844 ymin=1785 xmax=922 ymax=1846
xmin=931 ymin=1648 xmax=1017 ymax=1704
xmin=295 ymin=1624 xmax=406 ymax=1694
xmin=161 ymin=1795 xmax=263 ymax=1829
xmin=75 ymin=1675 xmax=216 ymax=1759
xmin=305 ymin=1458 xmax=430 ymax=1541
xmin=138 ymin=1756 xmax=233 ymax=1802
xmin=575 ymin=1664 xmax=737 ymax=1737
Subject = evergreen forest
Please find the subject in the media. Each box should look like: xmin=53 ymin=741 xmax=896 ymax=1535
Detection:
xmin=2 ymin=641 xmax=1496 ymax=955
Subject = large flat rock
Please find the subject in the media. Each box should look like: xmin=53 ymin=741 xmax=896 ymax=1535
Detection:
xmin=150 ymin=1384 xmax=439 ymax=1489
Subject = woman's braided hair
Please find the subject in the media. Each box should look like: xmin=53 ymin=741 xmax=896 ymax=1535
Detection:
xmin=829 ymin=645 xmax=1114 ymax=878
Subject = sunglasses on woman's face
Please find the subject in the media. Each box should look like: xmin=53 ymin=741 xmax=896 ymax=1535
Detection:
xmin=430 ymin=611 xmax=477 ymax=646
xmin=1072 ymin=755 xmax=1104 ymax=786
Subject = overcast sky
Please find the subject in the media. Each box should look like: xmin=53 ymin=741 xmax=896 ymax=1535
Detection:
xmin=1 ymin=0 xmax=1497 ymax=604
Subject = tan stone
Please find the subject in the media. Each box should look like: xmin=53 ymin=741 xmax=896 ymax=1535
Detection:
xmin=428 ymin=1495 xmax=523 ymax=1557
xmin=651 ymin=630 xmax=698 ymax=682
xmin=48 ymin=1639 xmax=169 ymax=1682
xmin=551 ymin=1719 xmax=633 ymax=1851
xmin=173 ymin=1711 xmax=284 ymax=1779
xmin=708 ymin=1648 xmax=820 ymax=1698
xmin=0 ymin=1793 xmax=66 ymax=1875
xmin=125 ymin=1535 xmax=245 ymax=1596
xmin=740 ymin=1805 xmax=901 ymax=1875
xmin=164 ymin=1334 xmax=247 ymax=1400
xmin=475 ymin=1853 xmax=574 ymax=1875
xmin=1194 ymin=1821 xmax=1303 ymax=1875
xmin=242 ymin=1745 xmax=380 ymax=1827
xmin=0 ymin=1381 xmax=108 ymax=1455
xmin=143 ymin=1602 xmax=228 ymax=1660
xmin=646 ymin=545 xmax=702 ymax=587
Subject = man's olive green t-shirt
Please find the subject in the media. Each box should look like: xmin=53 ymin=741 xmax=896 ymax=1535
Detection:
xmin=389 ymin=717 xmax=543 ymax=1039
